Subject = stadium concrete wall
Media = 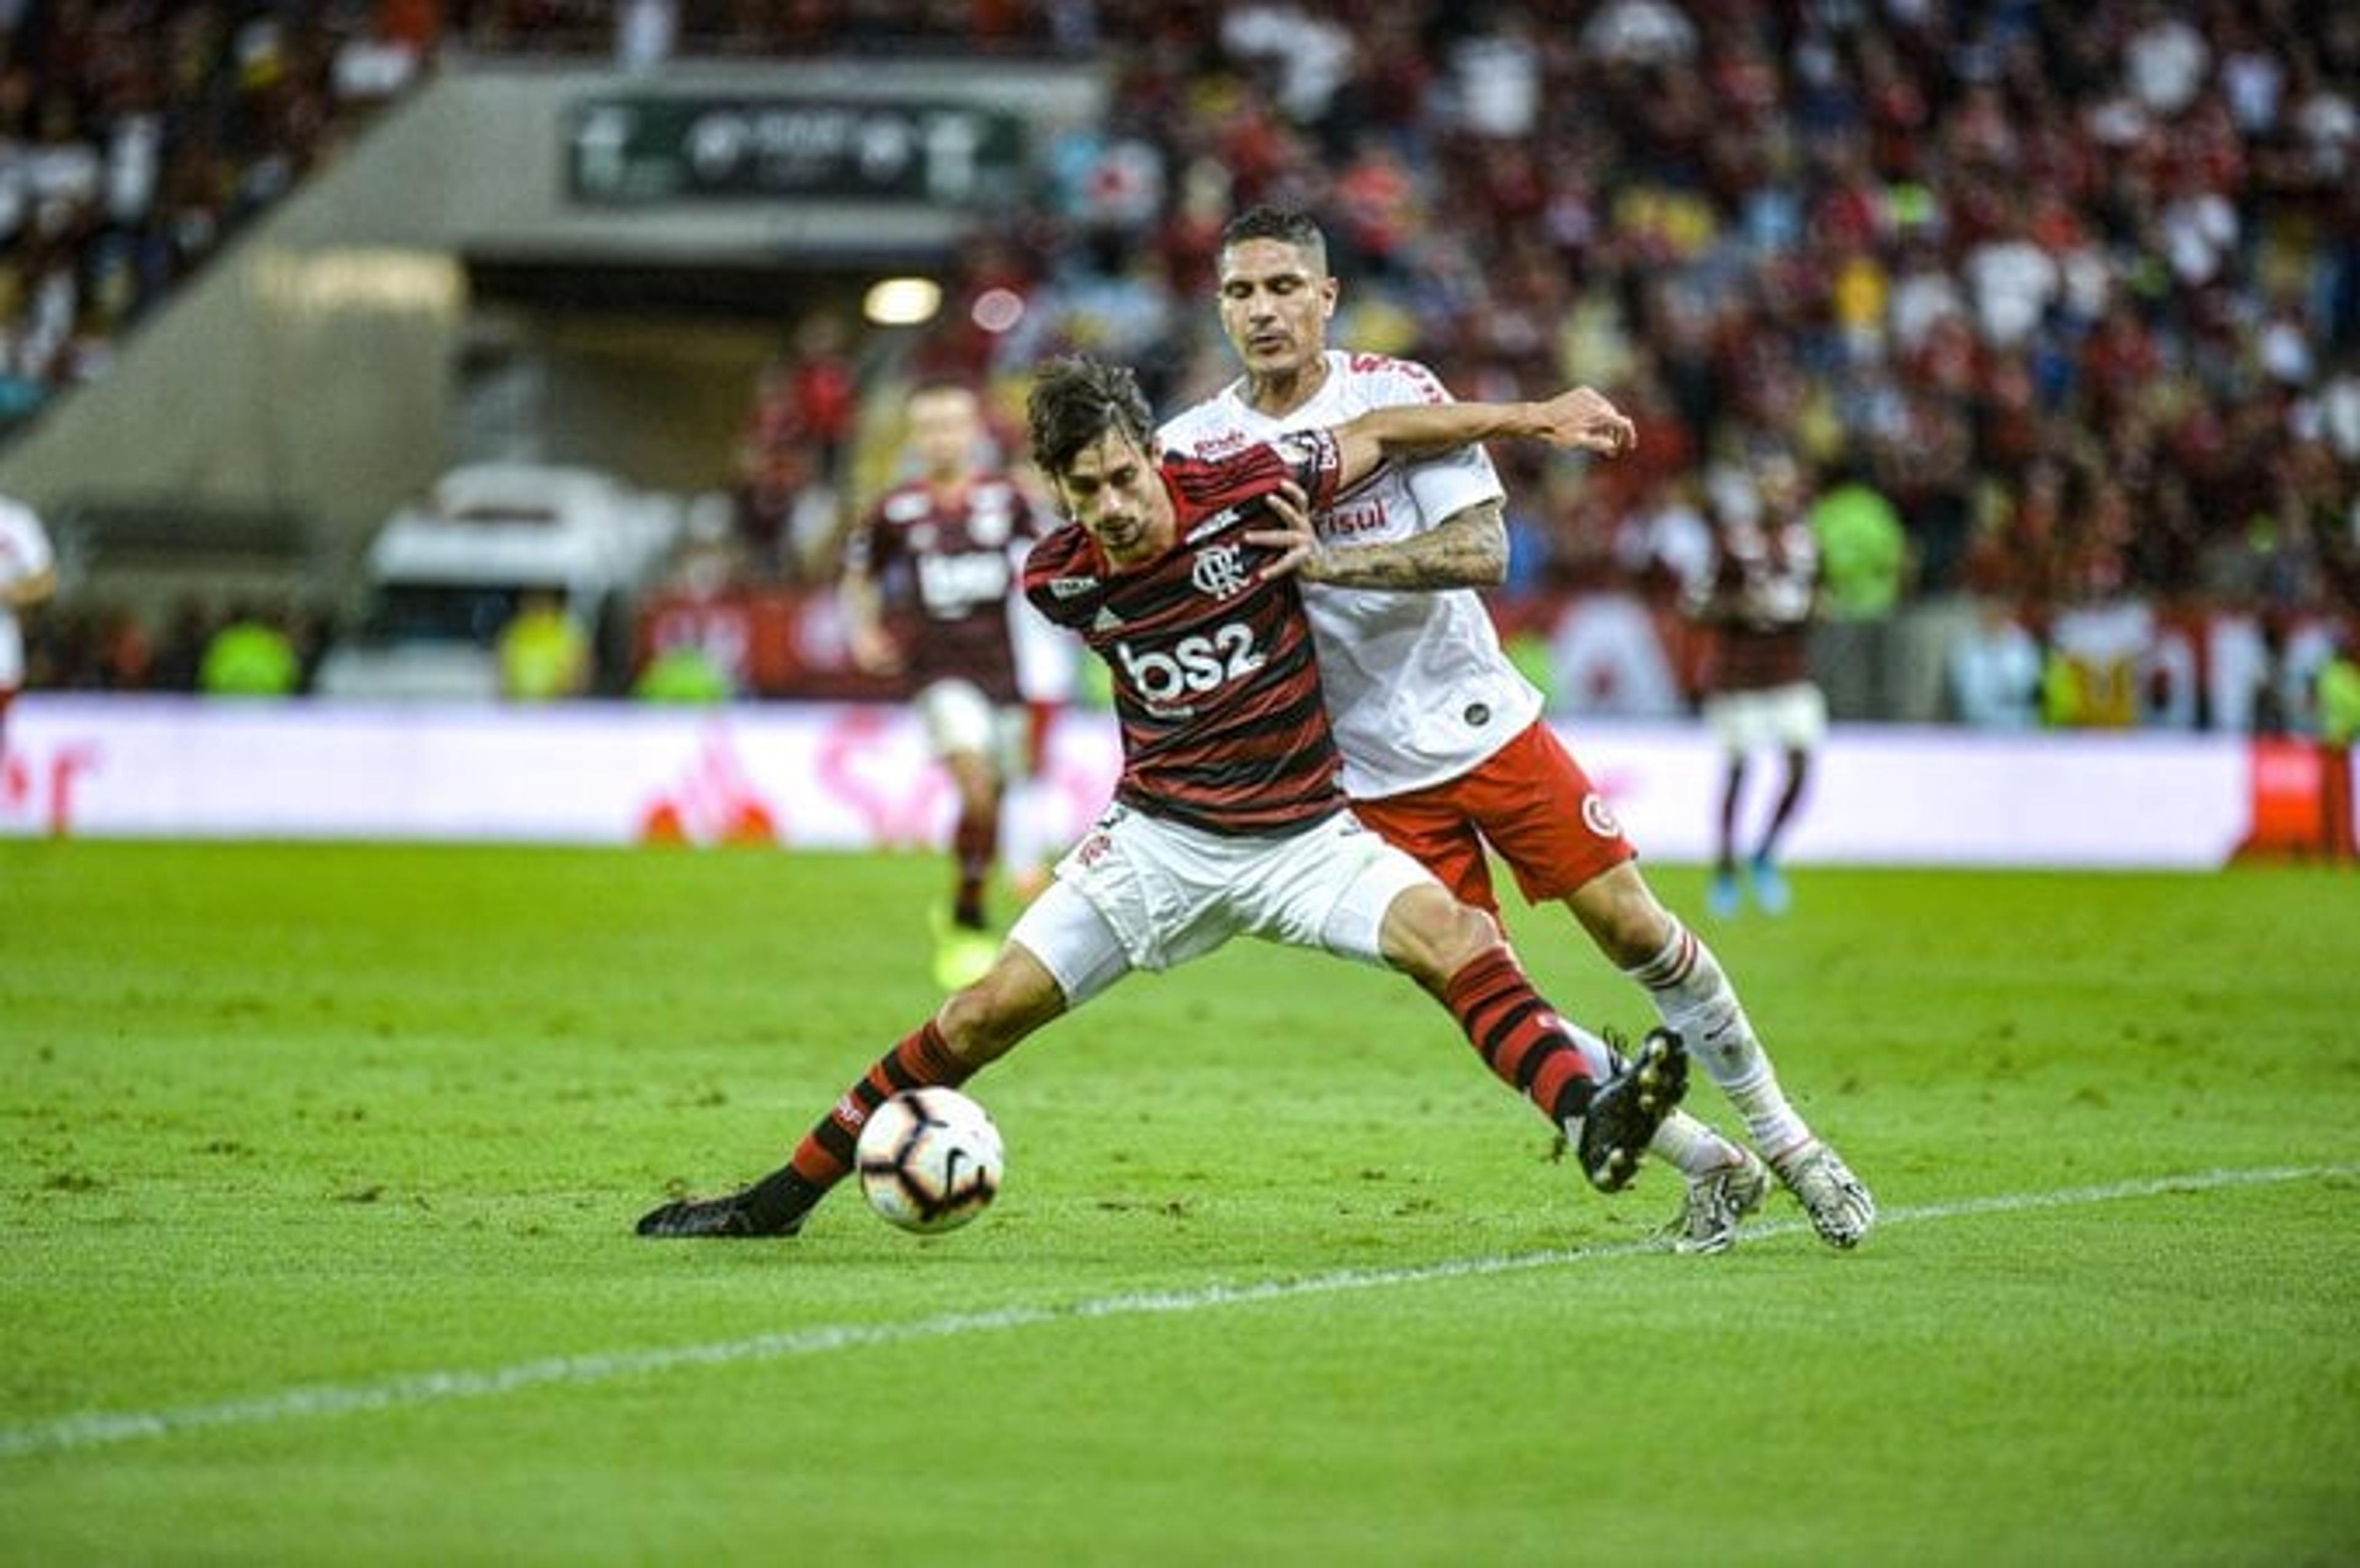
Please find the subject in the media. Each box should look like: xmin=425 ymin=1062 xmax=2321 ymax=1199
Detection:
xmin=6 ymin=696 xmax=2347 ymax=869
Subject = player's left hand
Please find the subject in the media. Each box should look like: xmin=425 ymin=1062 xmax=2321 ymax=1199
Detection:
xmin=1245 ymin=481 xmax=1329 ymax=583
xmin=1537 ymin=386 xmax=1638 ymax=457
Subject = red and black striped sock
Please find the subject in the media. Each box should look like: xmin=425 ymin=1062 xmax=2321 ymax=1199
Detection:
xmin=953 ymin=807 xmax=997 ymax=928
xmin=1442 ymin=946 xmax=1597 ymax=1126
xmin=788 ymin=1014 xmax=972 ymax=1198
xmin=784 ymin=1020 xmax=974 ymax=1198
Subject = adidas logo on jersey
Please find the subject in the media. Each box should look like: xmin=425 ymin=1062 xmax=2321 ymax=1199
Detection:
xmin=1183 ymin=508 xmax=1240 ymax=545
xmin=1092 ymin=606 xmax=1124 ymax=633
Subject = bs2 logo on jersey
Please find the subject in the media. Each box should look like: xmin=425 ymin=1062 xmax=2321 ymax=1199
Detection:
xmin=1113 ymin=624 xmax=1265 ymax=711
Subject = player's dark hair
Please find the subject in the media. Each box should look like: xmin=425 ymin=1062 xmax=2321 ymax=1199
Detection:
xmin=1025 ymin=356 xmax=1155 ymax=479
xmin=1219 ymin=204 xmax=1329 ymax=272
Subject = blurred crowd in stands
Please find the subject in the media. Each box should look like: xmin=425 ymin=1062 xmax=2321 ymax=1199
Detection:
xmin=6 ymin=1 xmax=2358 ymax=721
xmin=0 ymin=1 xmax=400 ymax=438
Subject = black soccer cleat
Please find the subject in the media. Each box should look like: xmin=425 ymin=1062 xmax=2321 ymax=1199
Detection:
xmin=634 ymin=1186 xmax=803 ymax=1239
xmin=1565 ymin=1028 xmax=1689 ymax=1194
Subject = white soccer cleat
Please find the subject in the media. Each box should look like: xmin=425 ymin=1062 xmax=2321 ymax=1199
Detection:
xmin=1665 ymin=1146 xmax=1770 ymax=1255
xmin=1773 ymin=1142 xmax=1876 ymax=1249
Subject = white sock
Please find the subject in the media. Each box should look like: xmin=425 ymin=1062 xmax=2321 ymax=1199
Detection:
xmin=1627 ymin=917 xmax=1812 ymax=1159
xmin=1557 ymin=1019 xmax=1618 ymax=1085
xmin=1650 ymin=1110 xmax=1748 ymax=1179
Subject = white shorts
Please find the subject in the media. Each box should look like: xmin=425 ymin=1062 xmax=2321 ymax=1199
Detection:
xmin=1703 ymin=681 xmax=1827 ymax=755
xmin=918 ymin=678 xmax=1030 ymax=777
xmin=1004 ymin=804 xmax=1438 ymax=1006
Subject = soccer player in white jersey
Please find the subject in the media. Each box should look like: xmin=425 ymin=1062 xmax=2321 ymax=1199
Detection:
xmin=637 ymin=356 xmax=1688 ymax=1239
xmin=0 ymin=496 xmax=55 ymax=751
xmin=1158 ymin=206 xmax=1873 ymax=1252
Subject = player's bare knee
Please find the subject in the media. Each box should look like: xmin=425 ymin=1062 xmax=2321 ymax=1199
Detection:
xmin=1567 ymin=866 xmax=1672 ymax=968
xmin=1381 ymin=885 xmax=1500 ymax=991
xmin=936 ymin=949 xmax=1063 ymax=1064
xmin=935 ymin=975 xmax=1012 ymax=1064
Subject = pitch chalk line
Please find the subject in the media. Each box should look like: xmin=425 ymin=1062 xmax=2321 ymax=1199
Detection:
xmin=4 ymin=1162 xmax=2349 ymax=1462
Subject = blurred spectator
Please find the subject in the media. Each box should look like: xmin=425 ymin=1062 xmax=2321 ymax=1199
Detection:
xmin=149 ymin=596 xmax=216 ymax=692
xmin=615 ymin=0 xmax=677 ymax=73
xmin=2321 ymin=631 xmax=2360 ymax=747
xmin=1807 ymin=455 xmax=1911 ymax=720
xmin=198 ymin=606 xmax=299 ymax=697
xmin=0 ymin=1 xmax=372 ymax=438
xmin=632 ymin=641 xmax=731 ymax=704
xmin=731 ymin=353 xmax=819 ymax=574
xmin=1946 ymin=599 xmax=2046 ymax=730
xmin=497 ymin=589 xmax=589 ymax=700
xmin=730 ymin=314 xmax=856 ymax=579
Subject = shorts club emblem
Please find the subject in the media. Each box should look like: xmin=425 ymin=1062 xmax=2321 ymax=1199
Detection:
xmin=1582 ymin=793 xmax=1622 ymax=839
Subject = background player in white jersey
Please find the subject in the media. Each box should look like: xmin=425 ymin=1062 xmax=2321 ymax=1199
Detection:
xmin=1160 ymin=206 xmax=1871 ymax=1252
xmin=0 ymin=496 xmax=55 ymax=751
xmin=637 ymin=356 xmax=1686 ymax=1240
xmin=842 ymin=382 xmax=1061 ymax=988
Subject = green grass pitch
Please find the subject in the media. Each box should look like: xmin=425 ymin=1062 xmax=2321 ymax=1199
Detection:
xmin=3 ymin=839 xmax=2354 ymax=1565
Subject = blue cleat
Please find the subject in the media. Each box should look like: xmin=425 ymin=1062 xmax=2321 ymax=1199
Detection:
xmin=1749 ymin=854 xmax=1791 ymax=915
xmin=1708 ymin=867 xmax=1743 ymax=919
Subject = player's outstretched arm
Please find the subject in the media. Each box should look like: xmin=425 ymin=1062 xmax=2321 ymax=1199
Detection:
xmin=1326 ymin=385 xmax=1636 ymax=492
xmin=1252 ymin=386 xmax=1633 ymax=587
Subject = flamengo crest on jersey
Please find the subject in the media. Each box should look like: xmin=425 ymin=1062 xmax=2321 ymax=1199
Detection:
xmin=1189 ymin=541 xmax=1254 ymax=600
xmin=1023 ymin=433 xmax=1347 ymax=836
xmin=1156 ymin=350 xmax=1544 ymax=800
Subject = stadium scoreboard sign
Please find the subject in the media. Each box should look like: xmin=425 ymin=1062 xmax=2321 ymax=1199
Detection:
xmin=566 ymin=95 xmax=1028 ymax=207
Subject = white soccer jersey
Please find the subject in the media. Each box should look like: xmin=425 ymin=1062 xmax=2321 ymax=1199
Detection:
xmin=0 ymin=496 xmax=53 ymax=689
xmin=1158 ymin=350 xmax=1541 ymax=799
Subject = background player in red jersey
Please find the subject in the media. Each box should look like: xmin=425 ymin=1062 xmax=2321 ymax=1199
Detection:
xmin=1165 ymin=205 xmax=1872 ymax=1253
xmin=635 ymin=356 xmax=1684 ymax=1240
xmin=841 ymin=382 xmax=1060 ymax=987
xmin=1685 ymin=449 xmax=1827 ymax=919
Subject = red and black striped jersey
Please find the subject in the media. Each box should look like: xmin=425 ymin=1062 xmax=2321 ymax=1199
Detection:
xmin=1696 ymin=514 xmax=1819 ymax=694
xmin=844 ymin=473 xmax=1052 ymax=702
xmin=1024 ymin=431 xmax=1347 ymax=835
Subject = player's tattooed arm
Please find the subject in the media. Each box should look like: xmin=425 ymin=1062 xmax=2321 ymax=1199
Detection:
xmin=1305 ymin=498 xmax=1509 ymax=589
xmin=1249 ymin=490 xmax=1508 ymax=590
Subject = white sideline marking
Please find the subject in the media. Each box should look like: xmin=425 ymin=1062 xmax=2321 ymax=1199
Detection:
xmin=3 ymin=1163 xmax=2348 ymax=1461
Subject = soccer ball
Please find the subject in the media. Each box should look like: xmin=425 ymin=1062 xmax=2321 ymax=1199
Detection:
xmin=855 ymin=1086 xmax=1005 ymax=1234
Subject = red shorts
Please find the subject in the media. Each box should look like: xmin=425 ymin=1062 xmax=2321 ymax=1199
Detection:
xmin=1349 ymin=721 xmax=1634 ymax=915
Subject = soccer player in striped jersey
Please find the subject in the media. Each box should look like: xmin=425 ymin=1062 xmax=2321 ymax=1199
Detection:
xmin=1684 ymin=449 xmax=1826 ymax=919
xmin=1157 ymin=205 xmax=1872 ymax=1252
xmin=841 ymin=382 xmax=1060 ymax=988
xmin=637 ymin=356 xmax=1686 ymax=1239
